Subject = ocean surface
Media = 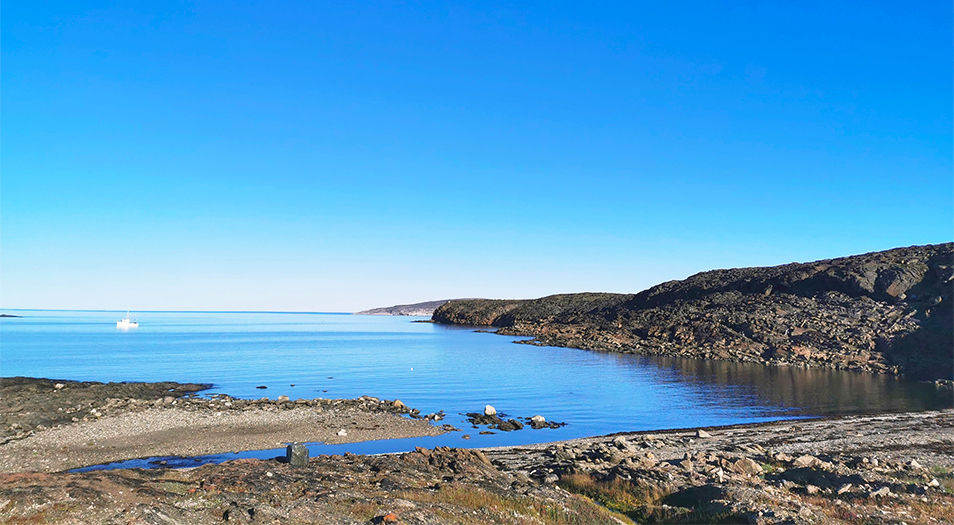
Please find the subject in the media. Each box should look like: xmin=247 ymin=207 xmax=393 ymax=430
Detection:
xmin=2 ymin=310 xmax=950 ymax=468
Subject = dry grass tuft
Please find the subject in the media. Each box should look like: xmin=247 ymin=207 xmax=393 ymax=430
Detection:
xmin=395 ymin=483 xmax=634 ymax=524
xmin=556 ymin=473 xmax=746 ymax=524
xmin=557 ymin=473 xmax=666 ymax=513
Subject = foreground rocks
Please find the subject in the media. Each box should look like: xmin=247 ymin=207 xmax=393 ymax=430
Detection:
xmin=1 ymin=411 xmax=952 ymax=524
xmin=487 ymin=409 xmax=954 ymax=524
xmin=0 ymin=446 xmax=631 ymax=524
xmin=434 ymin=243 xmax=954 ymax=379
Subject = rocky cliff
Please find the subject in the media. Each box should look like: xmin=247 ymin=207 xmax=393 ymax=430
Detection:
xmin=433 ymin=243 xmax=954 ymax=379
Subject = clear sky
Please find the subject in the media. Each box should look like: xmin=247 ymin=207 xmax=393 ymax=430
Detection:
xmin=2 ymin=1 xmax=952 ymax=312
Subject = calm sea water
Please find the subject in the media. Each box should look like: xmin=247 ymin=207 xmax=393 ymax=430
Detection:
xmin=2 ymin=310 xmax=950 ymax=466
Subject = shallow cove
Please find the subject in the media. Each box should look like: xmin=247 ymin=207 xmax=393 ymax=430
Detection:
xmin=3 ymin=310 xmax=950 ymax=469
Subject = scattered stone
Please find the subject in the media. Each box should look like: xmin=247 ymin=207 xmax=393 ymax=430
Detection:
xmin=54 ymin=383 xmax=65 ymax=390
xmin=529 ymin=415 xmax=549 ymax=429
xmin=286 ymin=442 xmax=309 ymax=467
xmin=806 ymin=484 xmax=821 ymax=495
xmin=337 ymin=429 xmax=347 ymax=437
xmin=869 ymin=486 xmax=891 ymax=498
xmin=774 ymin=452 xmax=793 ymax=462
xmin=277 ymin=395 xmax=289 ymax=402
xmin=612 ymin=436 xmax=635 ymax=451
xmin=484 ymin=405 xmax=496 ymax=416
xmin=732 ymin=457 xmax=763 ymax=476
xmin=696 ymin=429 xmax=712 ymax=438
xmin=392 ymin=400 xmax=406 ymax=409
xmin=792 ymin=455 xmax=819 ymax=468
xmin=837 ymin=483 xmax=852 ymax=495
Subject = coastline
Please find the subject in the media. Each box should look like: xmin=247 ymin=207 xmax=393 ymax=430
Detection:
xmin=432 ymin=243 xmax=954 ymax=380
xmin=1 ymin=378 xmax=953 ymax=523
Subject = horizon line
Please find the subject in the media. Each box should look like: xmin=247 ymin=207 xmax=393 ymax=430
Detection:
xmin=0 ymin=308 xmax=356 ymax=315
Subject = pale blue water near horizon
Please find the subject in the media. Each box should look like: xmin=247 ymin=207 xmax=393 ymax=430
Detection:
xmin=2 ymin=310 xmax=950 ymax=470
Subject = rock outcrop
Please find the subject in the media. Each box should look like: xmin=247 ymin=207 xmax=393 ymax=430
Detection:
xmin=433 ymin=243 xmax=954 ymax=379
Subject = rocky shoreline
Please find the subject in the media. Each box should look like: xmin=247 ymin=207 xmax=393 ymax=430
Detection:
xmin=1 ymin=377 xmax=953 ymax=523
xmin=433 ymin=243 xmax=954 ymax=380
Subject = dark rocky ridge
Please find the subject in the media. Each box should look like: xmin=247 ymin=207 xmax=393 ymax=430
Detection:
xmin=433 ymin=243 xmax=954 ymax=379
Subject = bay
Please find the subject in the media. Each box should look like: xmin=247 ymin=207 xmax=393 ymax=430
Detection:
xmin=2 ymin=310 xmax=950 ymax=459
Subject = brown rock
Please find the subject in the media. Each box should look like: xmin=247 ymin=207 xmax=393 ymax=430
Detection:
xmin=792 ymin=455 xmax=819 ymax=468
xmin=732 ymin=457 xmax=763 ymax=476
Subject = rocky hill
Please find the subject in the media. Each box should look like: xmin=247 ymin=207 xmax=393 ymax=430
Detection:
xmin=355 ymin=300 xmax=455 ymax=316
xmin=433 ymin=243 xmax=954 ymax=379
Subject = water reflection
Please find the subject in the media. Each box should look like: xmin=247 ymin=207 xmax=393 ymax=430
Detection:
xmin=632 ymin=355 xmax=952 ymax=415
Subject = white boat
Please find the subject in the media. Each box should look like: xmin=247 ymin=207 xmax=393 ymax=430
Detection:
xmin=117 ymin=312 xmax=139 ymax=329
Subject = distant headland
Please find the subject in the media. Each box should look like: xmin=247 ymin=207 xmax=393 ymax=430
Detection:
xmin=354 ymin=299 xmax=459 ymax=316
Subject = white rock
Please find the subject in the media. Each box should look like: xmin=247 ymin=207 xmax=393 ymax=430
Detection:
xmin=484 ymin=405 xmax=497 ymax=416
xmin=337 ymin=429 xmax=347 ymax=436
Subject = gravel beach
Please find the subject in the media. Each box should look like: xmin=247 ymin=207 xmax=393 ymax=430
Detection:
xmin=0 ymin=377 xmax=444 ymax=473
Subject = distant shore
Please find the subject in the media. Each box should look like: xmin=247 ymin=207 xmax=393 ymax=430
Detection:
xmin=355 ymin=299 xmax=457 ymax=316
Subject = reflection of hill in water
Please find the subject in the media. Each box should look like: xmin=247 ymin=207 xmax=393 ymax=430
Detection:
xmin=635 ymin=355 xmax=953 ymax=416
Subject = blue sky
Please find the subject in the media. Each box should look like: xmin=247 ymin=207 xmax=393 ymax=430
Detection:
xmin=3 ymin=1 xmax=952 ymax=312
